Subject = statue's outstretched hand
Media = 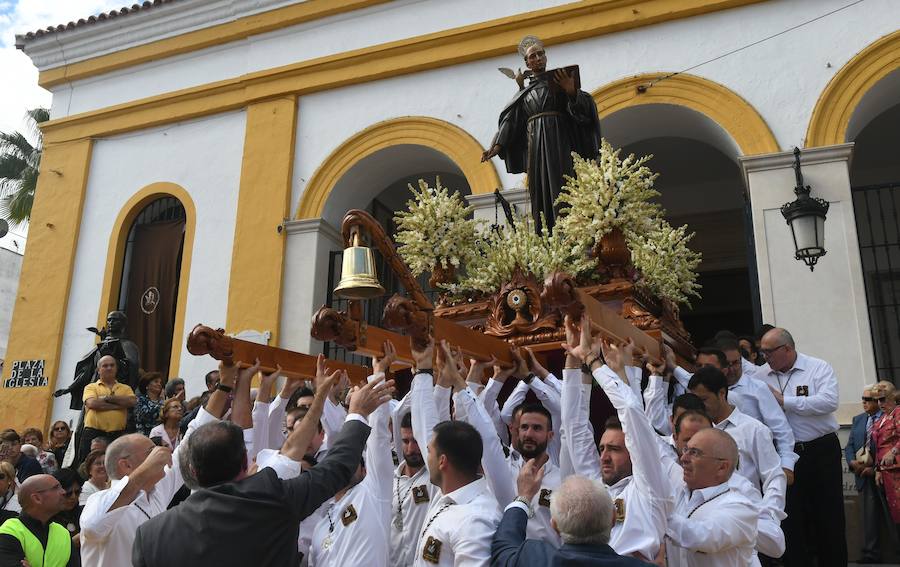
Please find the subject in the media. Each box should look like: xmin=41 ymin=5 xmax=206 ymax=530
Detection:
xmin=481 ymin=144 xmax=501 ymax=162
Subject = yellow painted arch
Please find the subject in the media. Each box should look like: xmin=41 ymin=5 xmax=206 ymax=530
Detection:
xmin=295 ymin=116 xmax=501 ymax=219
xmin=806 ymin=29 xmax=900 ymax=147
xmin=592 ymin=73 xmax=779 ymax=156
xmin=96 ymin=182 xmax=197 ymax=378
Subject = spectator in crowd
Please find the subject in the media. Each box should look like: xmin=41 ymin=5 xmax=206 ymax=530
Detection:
xmin=149 ymin=398 xmax=184 ymax=450
xmin=873 ymin=380 xmax=900 ymax=533
xmin=131 ymin=369 xmax=393 ymax=566
xmin=0 ymin=430 xmax=43 ymax=482
xmin=78 ymin=356 xmax=136 ymax=462
xmin=0 ymin=474 xmax=76 ymax=567
xmin=51 ymin=468 xmax=83 ymax=546
xmin=22 ymin=428 xmax=59 ymax=474
xmin=164 ymin=378 xmax=187 ymax=413
xmin=846 ymin=384 xmax=885 ymax=563
xmin=491 ymin=465 xmax=649 ymax=566
xmin=48 ymin=422 xmax=72 ymax=467
xmin=78 ymin=450 xmax=108 ymax=506
xmin=757 ymin=327 xmax=845 ymax=567
xmin=134 ymin=372 xmax=166 ymax=436
xmin=0 ymin=462 xmax=20 ymax=522
xmin=205 ymin=369 xmax=220 ymax=393
xmin=739 ymin=335 xmax=762 ymax=366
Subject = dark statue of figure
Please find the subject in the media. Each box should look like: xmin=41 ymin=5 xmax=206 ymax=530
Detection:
xmin=53 ymin=310 xmax=141 ymax=410
xmin=482 ymin=35 xmax=602 ymax=232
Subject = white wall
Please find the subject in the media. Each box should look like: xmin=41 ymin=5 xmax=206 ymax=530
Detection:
xmin=51 ymin=112 xmax=246 ymax=424
xmin=0 ymin=248 xmax=23 ymax=361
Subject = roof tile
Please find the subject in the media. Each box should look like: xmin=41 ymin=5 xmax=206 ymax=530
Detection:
xmin=17 ymin=0 xmax=179 ymax=43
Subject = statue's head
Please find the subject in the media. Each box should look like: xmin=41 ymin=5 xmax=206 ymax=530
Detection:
xmin=106 ymin=311 xmax=127 ymax=334
xmin=518 ymin=35 xmax=546 ymax=73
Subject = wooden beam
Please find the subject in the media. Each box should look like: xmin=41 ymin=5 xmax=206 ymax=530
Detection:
xmin=576 ymin=289 xmax=661 ymax=359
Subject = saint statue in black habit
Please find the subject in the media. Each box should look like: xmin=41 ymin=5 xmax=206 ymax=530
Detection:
xmin=482 ymin=35 xmax=602 ymax=232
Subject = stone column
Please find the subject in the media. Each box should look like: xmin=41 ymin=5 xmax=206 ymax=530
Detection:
xmin=740 ymin=143 xmax=875 ymax=422
xmin=279 ymin=218 xmax=343 ymax=355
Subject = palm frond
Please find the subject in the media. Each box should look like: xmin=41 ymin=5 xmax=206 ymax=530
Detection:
xmin=25 ymin=108 xmax=49 ymax=146
xmin=0 ymin=188 xmax=33 ymax=227
xmin=0 ymin=132 xmax=34 ymax=159
xmin=0 ymin=154 xmax=29 ymax=181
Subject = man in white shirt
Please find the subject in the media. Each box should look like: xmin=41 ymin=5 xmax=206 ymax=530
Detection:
xmin=390 ymin=411 xmax=434 ymax=567
xmin=308 ymin=343 xmax=395 ymax=567
xmin=80 ymin=361 xmax=234 ymax=567
xmin=560 ymin=315 xmax=669 ymax=563
xmin=410 ymin=339 xmax=501 ymax=567
xmin=756 ymin=327 xmax=846 ymax=567
xmin=667 ymin=428 xmax=758 ymax=567
xmin=688 ymin=366 xmax=787 ymax=560
xmin=717 ymin=339 xmax=798 ymax=480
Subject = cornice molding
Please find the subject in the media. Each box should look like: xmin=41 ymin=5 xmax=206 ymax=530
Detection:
xmin=283 ymin=217 xmax=342 ymax=244
xmin=740 ymin=142 xmax=854 ymax=174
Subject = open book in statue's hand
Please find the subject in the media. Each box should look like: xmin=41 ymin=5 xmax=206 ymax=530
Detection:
xmin=535 ymin=65 xmax=580 ymax=92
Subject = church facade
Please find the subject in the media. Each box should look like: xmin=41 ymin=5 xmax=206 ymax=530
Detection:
xmin=2 ymin=0 xmax=899 ymax=431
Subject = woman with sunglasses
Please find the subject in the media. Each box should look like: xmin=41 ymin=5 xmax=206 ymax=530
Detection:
xmin=50 ymin=468 xmax=83 ymax=549
xmin=0 ymin=461 xmax=21 ymax=522
xmin=48 ymin=421 xmax=72 ymax=466
xmin=873 ymin=380 xmax=900 ymax=532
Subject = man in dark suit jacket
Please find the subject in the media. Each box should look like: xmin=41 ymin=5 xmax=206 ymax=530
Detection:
xmin=844 ymin=385 xmax=887 ymax=563
xmin=132 ymin=373 xmax=394 ymax=567
xmin=491 ymin=459 xmax=650 ymax=567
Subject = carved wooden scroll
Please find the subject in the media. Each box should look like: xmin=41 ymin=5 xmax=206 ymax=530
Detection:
xmin=187 ymin=324 xmax=371 ymax=384
xmin=542 ymin=272 xmax=661 ymax=359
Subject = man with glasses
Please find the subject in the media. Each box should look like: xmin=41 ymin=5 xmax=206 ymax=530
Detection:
xmin=717 ymin=338 xmax=797 ymax=485
xmin=756 ymin=327 xmax=846 ymax=567
xmin=0 ymin=430 xmax=43 ymax=482
xmin=0 ymin=474 xmax=76 ymax=566
xmin=667 ymin=428 xmax=758 ymax=566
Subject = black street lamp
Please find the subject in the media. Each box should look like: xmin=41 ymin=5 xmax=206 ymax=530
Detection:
xmin=781 ymin=147 xmax=829 ymax=271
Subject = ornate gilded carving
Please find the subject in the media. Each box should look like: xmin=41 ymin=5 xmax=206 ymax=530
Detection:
xmin=540 ymin=271 xmax=585 ymax=321
xmin=621 ymin=297 xmax=661 ymax=331
xmin=310 ymin=306 xmax=359 ymax=351
xmin=382 ymin=294 xmax=431 ymax=350
xmin=484 ymin=269 xmax=557 ymax=337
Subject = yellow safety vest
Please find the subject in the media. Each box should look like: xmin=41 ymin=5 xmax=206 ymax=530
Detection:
xmin=0 ymin=518 xmax=71 ymax=567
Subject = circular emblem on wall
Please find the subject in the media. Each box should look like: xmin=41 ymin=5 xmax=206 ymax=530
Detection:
xmin=141 ymin=286 xmax=160 ymax=314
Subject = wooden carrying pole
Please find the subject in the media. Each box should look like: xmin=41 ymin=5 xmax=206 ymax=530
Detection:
xmin=186 ymin=324 xmax=371 ymax=383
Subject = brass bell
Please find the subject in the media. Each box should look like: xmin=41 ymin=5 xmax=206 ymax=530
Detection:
xmin=333 ymin=233 xmax=386 ymax=300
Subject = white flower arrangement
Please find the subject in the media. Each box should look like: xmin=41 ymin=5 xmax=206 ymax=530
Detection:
xmin=449 ymin=214 xmax=594 ymax=295
xmin=554 ymin=140 xmax=662 ymax=251
xmin=393 ymin=178 xmax=480 ymax=277
xmin=628 ymin=219 xmax=702 ymax=305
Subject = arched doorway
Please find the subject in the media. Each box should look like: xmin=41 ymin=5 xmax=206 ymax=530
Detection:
xmin=117 ymin=196 xmax=187 ymax=378
xmin=846 ymin=69 xmax=900 ymax=383
xmin=602 ymin=102 xmax=758 ymax=343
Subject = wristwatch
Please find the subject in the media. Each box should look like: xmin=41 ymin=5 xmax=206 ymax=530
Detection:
xmin=523 ymin=373 xmax=537 ymax=384
xmin=513 ymin=495 xmax=535 ymax=518
xmin=216 ymin=383 xmax=234 ymax=393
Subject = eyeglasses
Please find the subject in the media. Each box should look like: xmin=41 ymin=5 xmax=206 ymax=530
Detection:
xmin=874 ymin=396 xmax=887 ymax=403
xmin=680 ymin=446 xmax=729 ymax=461
xmin=33 ymin=483 xmax=63 ymax=495
xmin=760 ymin=344 xmax=787 ymax=356
xmin=52 ymin=427 xmax=68 ymax=432
xmin=0 ymin=474 xmax=6 ymax=481
xmin=862 ymin=396 xmax=876 ymax=402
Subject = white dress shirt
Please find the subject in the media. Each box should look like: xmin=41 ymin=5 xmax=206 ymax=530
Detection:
xmin=390 ymin=462 xmax=434 ymax=567
xmin=504 ymin=451 xmax=562 ymax=547
xmin=728 ymin=372 xmax=798 ymax=470
xmin=756 ymin=352 xmax=839 ymax=443
xmin=714 ymin=407 xmax=787 ymax=533
xmin=562 ymin=367 xmax=669 ymax=561
xmin=308 ymin=374 xmax=392 ymax=567
xmin=643 ymin=374 xmax=671 ymax=434
xmin=410 ymin=372 xmax=501 ymax=567
xmin=667 ymin=481 xmax=758 ymax=567
xmin=80 ymin=405 xmax=215 ymax=567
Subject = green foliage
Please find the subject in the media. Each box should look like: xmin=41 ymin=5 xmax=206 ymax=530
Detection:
xmin=0 ymin=108 xmax=49 ymax=227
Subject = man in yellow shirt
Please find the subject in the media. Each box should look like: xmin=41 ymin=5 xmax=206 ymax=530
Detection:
xmin=78 ymin=356 xmax=136 ymax=463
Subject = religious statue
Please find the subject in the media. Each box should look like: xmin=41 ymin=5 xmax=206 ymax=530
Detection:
xmin=481 ymin=35 xmax=602 ymax=231
xmin=53 ymin=310 xmax=141 ymax=410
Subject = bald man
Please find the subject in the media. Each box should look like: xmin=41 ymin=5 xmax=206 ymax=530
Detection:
xmin=756 ymin=327 xmax=845 ymax=567
xmin=667 ymin=428 xmax=758 ymax=567
xmin=79 ymin=355 xmax=137 ymax=462
xmin=0 ymin=474 xmax=76 ymax=566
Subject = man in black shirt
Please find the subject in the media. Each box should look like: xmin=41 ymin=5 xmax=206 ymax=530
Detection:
xmin=0 ymin=431 xmax=42 ymax=483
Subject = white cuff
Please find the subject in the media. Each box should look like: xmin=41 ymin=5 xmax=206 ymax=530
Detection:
xmin=345 ymin=413 xmax=369 ymax=426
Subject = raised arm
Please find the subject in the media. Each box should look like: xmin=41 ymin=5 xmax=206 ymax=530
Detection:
xmin=364 ymin=342 xmax=399 ymax=510
xmin=411 ymin=339 xmax=438 ymax=477
xmin=560 ymin=316 xmax=601 ymax=480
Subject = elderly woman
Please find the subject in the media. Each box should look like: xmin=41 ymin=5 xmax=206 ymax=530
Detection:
xmin=47 ymin=420 xmax=72 ymax=466
xmin=134 ymin=371 xmax=166 ymax=436
xmin=874 ymin=380 xmax=900 ymax=527
xmin=149 ymin=398 xmax=184 ymax=450
xmin=21 ymin=427 xmax=58 ymax=474
xmin=78 ymin=449 xmax=109 ymax=505
xmin=0 ymin=461 xmax=20 ymax=522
